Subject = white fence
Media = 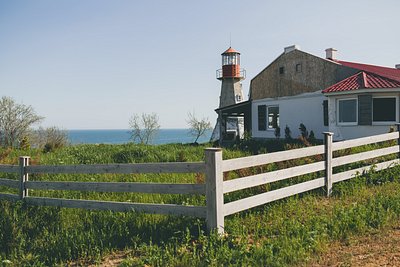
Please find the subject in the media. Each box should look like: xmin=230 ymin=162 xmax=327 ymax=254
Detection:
xmin=0 ymin=131 xmax=399 ymax=233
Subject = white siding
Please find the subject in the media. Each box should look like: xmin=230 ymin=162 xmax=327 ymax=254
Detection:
xmin=252 ymin=91 xmax=328 ymax=139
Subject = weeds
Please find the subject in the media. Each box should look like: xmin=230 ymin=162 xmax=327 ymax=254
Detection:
xmin=0 ymin=141 xmax=399 ymax=266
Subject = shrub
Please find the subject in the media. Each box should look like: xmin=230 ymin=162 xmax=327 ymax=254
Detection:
xmin=274 ymin=126 xmax=281 ymax=139
xmin=299 ymin=123 xmax=308 ymax=139
xmin=32 ymin=126 xmax=69 ymax=152
xmin=308 ymin=130 xmax=316 ymax=143
xmin=284 ymin=125 xmax=292 ymax=141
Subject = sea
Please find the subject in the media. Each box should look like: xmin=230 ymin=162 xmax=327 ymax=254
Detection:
xmin=67 ymin=129 xmax=213 ymax=145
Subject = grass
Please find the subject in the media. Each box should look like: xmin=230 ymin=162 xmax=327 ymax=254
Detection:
xmin=0 ymin=140 xmax=399 ymax=266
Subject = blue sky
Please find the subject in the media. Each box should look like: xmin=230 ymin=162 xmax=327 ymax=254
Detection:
xmin=1 ymin=0 xmax=399 ymax=129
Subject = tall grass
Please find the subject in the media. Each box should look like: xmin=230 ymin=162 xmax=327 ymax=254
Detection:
xmin=0 ymin=141 xmax=399 ymax=266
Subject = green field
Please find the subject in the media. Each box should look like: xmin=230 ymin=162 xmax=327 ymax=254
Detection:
xmin=0 ymin=141 xmax=400 ymax=266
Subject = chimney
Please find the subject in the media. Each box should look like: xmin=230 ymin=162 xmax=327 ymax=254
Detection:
xmin=284 ymin=45 xmax=300 ymax=54
xmin=325 ymin=48 xmax=338 ymax=60
xmin=396 ymin=64 xmax=400 ymax=69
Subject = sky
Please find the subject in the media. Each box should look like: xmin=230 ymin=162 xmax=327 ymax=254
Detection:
xmin=0 ymin=0 xmax=399 ymax=129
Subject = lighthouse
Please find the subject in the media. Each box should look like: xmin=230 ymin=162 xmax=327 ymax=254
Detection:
xmin=211 ymin=47 xmax=246 ymax=143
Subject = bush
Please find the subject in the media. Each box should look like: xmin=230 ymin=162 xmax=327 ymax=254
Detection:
xmin=274 ymin=126 xmax=281 ymax=139
xmin=31 ymin=126 xmax=69 ymax=152
xmin=299 ymin=123 xmax=308 ymax=139
xmin=284 ymin=125 xmax=292 ymax=141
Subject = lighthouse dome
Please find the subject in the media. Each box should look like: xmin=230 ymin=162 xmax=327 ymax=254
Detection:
xmin=222 ymin=47 xmax=240 ymax=55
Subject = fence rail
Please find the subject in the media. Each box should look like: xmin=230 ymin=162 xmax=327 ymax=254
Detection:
xmin=0 ymin=164 xmax=19 ymax=173
xmin=0 ymin=178 xmax=19 ymax=188
xmin=25 ymin=181 xmax=206 ymax=194
xmin=0 ymin=130 xmax=399 ymax=234
xmin=25 ymin=197 xmax=207 ymax=217
xmin=26 ymin=162 xmax=205 ymax=174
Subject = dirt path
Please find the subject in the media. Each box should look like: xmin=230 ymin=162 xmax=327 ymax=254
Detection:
xmin=309 ymin=223 xmax=400 ymax=267
xmin=85 ymin=224 xmax=400 ymax=266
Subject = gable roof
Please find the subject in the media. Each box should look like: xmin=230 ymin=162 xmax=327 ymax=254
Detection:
xmin=337 ymin=60 xmax=400 ymax=82
xmin=322 ymin=71 xmax=400 ymax=93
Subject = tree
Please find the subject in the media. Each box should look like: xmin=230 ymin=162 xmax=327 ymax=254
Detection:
xmin=129 ymin=113 xmax=160 ymax=144
xmin=31 ymin=126 xmax=69 ymax=152
xmin=187 ymin=112 xmax=212 ymax=143
xmin=0 ymin=96 xmax=43 ymax=148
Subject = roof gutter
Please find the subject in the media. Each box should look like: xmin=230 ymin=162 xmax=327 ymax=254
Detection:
xmin=322 ymin=88 xmax=400 ymax=96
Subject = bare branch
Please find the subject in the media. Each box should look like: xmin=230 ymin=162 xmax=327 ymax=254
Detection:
xmin=186 ymin=111 xmax=212 ymax=143
xmin=129 ymin=113 xmax=160 ymax=144
xmin=0 ymin=96 xmax=44 ymax=148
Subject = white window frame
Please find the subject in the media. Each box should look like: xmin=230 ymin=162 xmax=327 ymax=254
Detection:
xmin=337 ymin=98 xmax=358 ymax=126
xmin=267 ymin=105 xmax=279 ymax=130
xmin=372 ymin=95 xmax=398 ymax=125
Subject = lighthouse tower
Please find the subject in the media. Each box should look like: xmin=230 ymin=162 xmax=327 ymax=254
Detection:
xmin=211 ymin=47 xmax=246 ymax=143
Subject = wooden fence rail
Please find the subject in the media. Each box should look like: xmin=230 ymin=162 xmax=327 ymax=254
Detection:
xmin=0 ymin=130 xmax=399 ymax=233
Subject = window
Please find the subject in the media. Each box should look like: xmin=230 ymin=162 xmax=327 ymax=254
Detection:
xmin=338 ymin=99 xmax=357 ymax=124
xmin=222 ymin=54 xmax=239 ymax=66
xmin=267 ymin=106 xmax=279 ymax=129
xmin=296 ymin=63 xmax=302 ymax=73
xmin=236 ymin=94 xmax=242 ymax=102
xmin=258 ymin=105 xmax=266 ymax=131
xmin=279 ymin=67 xmax=285 ymax=75
xmin=373 ymin=97 xmax=396 ymax=122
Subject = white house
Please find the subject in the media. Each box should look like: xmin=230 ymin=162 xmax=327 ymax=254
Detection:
xmin=216 ymin=45 xmax=400 ymax=142
xmin=251 ymin=91 xmax=327 ymax=139
xmin=323 ymin=68 xmax=400 ymax=140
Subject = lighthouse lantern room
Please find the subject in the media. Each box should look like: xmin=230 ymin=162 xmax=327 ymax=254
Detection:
xmin=222 ymin=47 xmax=241 ymax=78
xmin=217 ymin=47 xmax=245 ymax=80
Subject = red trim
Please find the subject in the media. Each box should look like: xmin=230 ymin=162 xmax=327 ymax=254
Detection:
xmin=337 ymin=60 xmax=400 ymax=82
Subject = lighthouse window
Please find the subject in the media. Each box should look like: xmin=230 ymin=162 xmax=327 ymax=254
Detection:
xmin=222 ymin=54 xmax=239 ymax=66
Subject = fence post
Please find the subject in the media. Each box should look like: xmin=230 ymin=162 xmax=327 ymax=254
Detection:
xmin=19 ymin=156 xmax=30 ymax=200
xmin=205 ymin=148 xmax=224 ymax=234
xmin=323 ymin=132 xmax=334 ymax=197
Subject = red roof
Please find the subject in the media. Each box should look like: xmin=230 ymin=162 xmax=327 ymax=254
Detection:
xmin=222 ymin=47 xmax=240 ymax=55
xmin=322 ymin=71 xmax=400 ymax=93
xmin=337 ymin=60 xmax=400 ymax=82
